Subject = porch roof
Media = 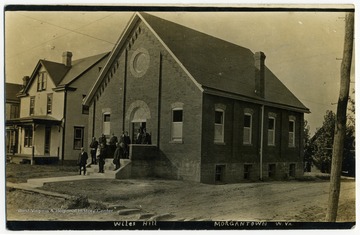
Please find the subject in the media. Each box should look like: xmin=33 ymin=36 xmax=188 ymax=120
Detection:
xmin=6 ymin=116 xmax=62 ymax=126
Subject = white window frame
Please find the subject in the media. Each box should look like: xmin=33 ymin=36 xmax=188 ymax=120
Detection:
xmin=214 ymin=108 xmax=225 ymax=143
xmin=171 ymin=108 xmax=183 ymax=141
xmin=29 ymin=96 xmax=35 ymax=116
xmin=73 ymin=127 xmax=84 ymax=150
xmin=37 ymin=72 xmax=47 ymax=91
xmin=268 ymin=117 xmax=276 ymax=146
xmin=103 ymin=112 xmax=111 ymax=136
xmin=289 ymin=119 xmax=295 ymax=147
xmin=24 ymin=127 xmax=33 ymax=147
xmin=47 ymin=93 xmax=53 ymax=114
xmin=243 ymin=113 xmax=252 ymax=145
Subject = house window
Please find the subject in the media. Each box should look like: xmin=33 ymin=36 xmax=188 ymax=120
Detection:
xmin=171 ymin=108 xmax=183 ymax=141
xmin=47 ymin=93 xmax=53 ymax=114
xmin=289 ymin=120 xmax=295 ymax=147
xmin=289 ymin=164 xmax=296 ymax=177
xmin=243 ymin=113 xmax=252 ymax=145
xmin=103 ymin=113 xmax=111 ymax=136
xmin=37 ymin=72 xmax=47 ymax=91
xmin=214 ymin=109 xmax=224 ymax=143
xmin=29 ymin=96 xmax=35 ymax=115
xmin=73 ymin=127 xmax=84 ymax=150
xmin=244 ymin=164 xmax=252 ymax=180
xmin=268 ymin=117 xmax=275 ymax=146
xmin=10 ymin=104 xmax=19 ymax=119
xmin=268 ymin=164 xmax=276 ymax=178
xmin=24 ymin=127 xmax=33 ymax=147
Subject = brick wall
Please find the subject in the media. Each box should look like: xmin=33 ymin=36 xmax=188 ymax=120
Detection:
xmin=89 ymin=22 xmax=203 ymax=182
xmin=200 ymin=94 xmax=304 ymax=183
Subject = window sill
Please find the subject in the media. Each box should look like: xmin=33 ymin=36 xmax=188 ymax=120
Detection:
xmin=169 ymin=140 xmax=184 ymax=144
xmin=243 ymin=143 xmax=253 ymax=146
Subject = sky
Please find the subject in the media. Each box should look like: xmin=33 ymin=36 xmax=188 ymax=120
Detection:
xmin=3 ymin=6 xmax=355 ymax=135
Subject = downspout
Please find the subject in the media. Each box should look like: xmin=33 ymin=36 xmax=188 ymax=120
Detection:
xmin=157 ymin=53 xmax=163 ymax=148
xmin=92 ymin=100 xmax=96 ymax=138
xmin=122 ymin=49 xmax=128 ymax=132
xmin=61 ymin=89 xmax=67 ymax=164
xmin=259 ymin=105 xmax=264 ymax=181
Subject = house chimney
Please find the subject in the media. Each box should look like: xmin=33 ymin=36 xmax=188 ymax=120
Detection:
xmin=62 ymin=51 xmax=73 ymax=67
xmin=22 ymin=76 xmax=30 ymax=88
xmin=254 ymin=51 xmax=266 ymax=98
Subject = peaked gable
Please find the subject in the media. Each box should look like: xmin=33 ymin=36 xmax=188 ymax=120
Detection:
xmin=139 ymin=12 xmax=309 ymax=112
xmin=85 ymin=12 xmax=309 ymax=113
xmin=20 ymin=52 xmax=110 ymax=95
xmin=21 ymin=60 xmax=70 ymax=95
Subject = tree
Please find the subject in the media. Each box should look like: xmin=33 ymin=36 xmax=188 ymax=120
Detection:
xmin=303 ymin=120 xmax=312 ymax=172
xmin=305 ymin=109 xmax=355 ymax=175
xmin=312 ymin=111 xmax=336 ymax=173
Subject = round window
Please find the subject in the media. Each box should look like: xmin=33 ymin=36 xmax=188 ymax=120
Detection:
xmin=130 ymin=48 xmax=150 ymax=77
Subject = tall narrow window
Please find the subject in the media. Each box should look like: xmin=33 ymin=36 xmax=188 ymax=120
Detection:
xmin=103 ymin=113 xmax=111 ymax=136
xmin=24 ymin=127 xmax=33 ymax=147
xmin=268 ymin=117 xmax=275 ymax=146
xmin=243 ymin=113 xmax=252 ymax=145
xmin=73 ymin=127 xmax=84 ymax=150
xmin=29 ymin=96 xmax=35 ymax=115
xmin=171 ymin=108 xmax=183 ymax=141
xmin=289 ymin=120 xmax=295 ymax=147
xmin=47 ymin=93 xmax=53 ymax=114
xmin=37 ymin=72 xmax=47 ymax=91
xmin=214 ymin=109 xmax=224 ymax=143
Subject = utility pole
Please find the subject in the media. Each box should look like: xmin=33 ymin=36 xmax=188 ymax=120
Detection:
xmin=326 ymin=12 xmax=354 ymax=222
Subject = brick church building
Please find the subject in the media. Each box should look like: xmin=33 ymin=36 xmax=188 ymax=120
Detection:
xmin=83 ymin=12 xmax=310 ymax=184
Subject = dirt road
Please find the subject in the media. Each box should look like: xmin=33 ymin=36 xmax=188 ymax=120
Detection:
xmin=6 ymin=178 xmax=355 ymax=222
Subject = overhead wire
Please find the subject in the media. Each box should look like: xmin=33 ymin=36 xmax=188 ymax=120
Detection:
xmin=6 ymin=13 xmax=117 ymax=59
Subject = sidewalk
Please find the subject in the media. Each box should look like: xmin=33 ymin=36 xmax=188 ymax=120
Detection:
xmin=6 ymin=172 xmax=111 ymax=189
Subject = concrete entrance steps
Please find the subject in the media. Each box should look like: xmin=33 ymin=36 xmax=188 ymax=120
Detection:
xmin=86 ymin=159 xmax=132 ymax=179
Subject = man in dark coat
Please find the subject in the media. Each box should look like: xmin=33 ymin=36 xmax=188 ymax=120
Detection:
xmin=109 ymin=133 xmax=118 ymax=155
xmin=89 ymin=136 xmax=98 ymax=164
xmin=78 ymin=147 xmax=88 ymax=175
xmin=113 ymin=142 xmax=123 ymax=170
xmin=97 ymin=143 xmax=106 ymax=173
xmin=120 ymin=131 xmax=131 ymax=158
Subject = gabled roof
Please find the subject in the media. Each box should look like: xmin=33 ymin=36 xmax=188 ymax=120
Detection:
xmin=59 ymin=52 xmax=110 ymax=86
xmin=20 ymin=52 xmax=110 ymax=95
xmin=85 ymin=12 xmax=309 ymax=113
xmin=140 ymin=12 xmax=309 ymax=113
xmin=41 ymin=60 xmax=70 ymax=86
xmin=5 ymin=83 xmax=23 ymax=103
